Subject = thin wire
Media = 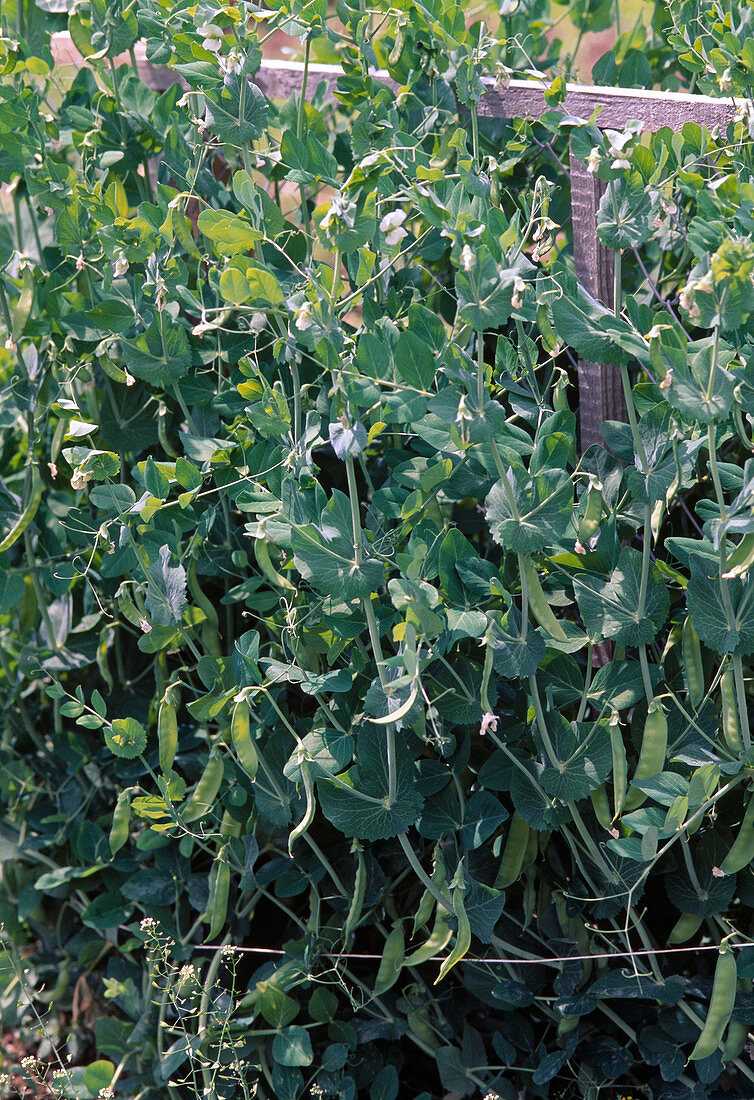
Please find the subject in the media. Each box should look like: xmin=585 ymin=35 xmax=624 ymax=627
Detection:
xmin=197 ymin=940 xmax=754 ymax=966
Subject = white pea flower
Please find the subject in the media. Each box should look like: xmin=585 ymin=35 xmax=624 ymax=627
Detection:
xmin=719 ymin=67 xmax=733 ymax=92
xmin=460 ymin=243 xmax=475 ymax=271
xmin=479 ymin=713 xmax=498 ymax=736
xmin=511 ymin=276 xmax=526 ymax=309
xmin=198 ymin=23 xmax=224 ymax=53
xmin=293 ymin=300 xmax=314 ymax=332
xmin=113 ymin=251 xmax=129 ymax=277
xmin=71 ymin=469 xmax=91 ymax=491
xmin=249 ymin=311 xmax=267 ymax=333
xmin=587 ymin=146 xmax=601 ymax=174
xmin=125 ymin=370 xmax=135 ymax=387
xmin=379 ymin=209 xmax=408 ymax=246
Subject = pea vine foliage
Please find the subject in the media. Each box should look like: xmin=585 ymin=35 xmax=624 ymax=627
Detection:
xmin=3 ymin=0 xmax=754 ymax=1093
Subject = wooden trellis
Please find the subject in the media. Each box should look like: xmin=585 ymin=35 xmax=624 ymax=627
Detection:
xmin=256 ymin=62 xmax=736 ymax=449
xmin=50 ymin=37 xmax=739 ymax=448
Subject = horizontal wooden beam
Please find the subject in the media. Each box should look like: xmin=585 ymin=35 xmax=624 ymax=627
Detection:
xmin=476 ymin=78 xmax=736 ymax=132
xmin=50 ymin=37 xmax=737 ymax=134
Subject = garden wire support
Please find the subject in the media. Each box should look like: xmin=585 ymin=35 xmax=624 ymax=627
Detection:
xmin=51 ymin=36 xmax=737 ymax=448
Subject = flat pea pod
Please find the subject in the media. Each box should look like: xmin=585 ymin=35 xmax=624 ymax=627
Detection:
xmin=721 ymin=669 xmax=744 ymax=754
xmin=0 ymin=464 xmax=41 ymax=553
xmin=722 ymin=531 xmax=754 ymax=580
xmin=231 ymin=698 xmax=258 ymax=779
xmin=435 ymin=873 xmax=471 ymax=984
xmin=590 ymin=784 xmax=612 ymax=831
xmin=495 ymin=811 xmax=529 ymax=889
xmin=406 ymin=904 xmax=452 ymax=966
xmin=682 ymin=616 xmax=704 ymax=710
xmin=537 ymin=305 xmax=560 ymax=355
xmin=109 ymin=789 xmax=132 ymax=855
xmin=720 ymin=794 xmax=754 ymax=876
xmin=254 ymin=538 xmax=295 ymax=590
xmin=374 ymin=922 xmax=405 ymax=995
xmin=668 ymin=911 xmax=703 ymax=945
xmin=388 ymin=21 xmax=407 ymax=68
xmin=722 ymin=1015 xmax=749 ymax=1062
xmin=220 ymin=809 xmax=241 ymax=838
xmin=183 ymin=747 xmax=224 ymax=823
xmin=688 ymin=945 xmax=737 ymax=1061
xmin=342 ymin=840 xmax=366 ymax=946
xmin=609 ymin=711 xmax=627 ymax=819
xmin=578 ymin=477 xmax=603 ymax=545
xmin=288 ymin=756 xmax=315 ymax=854
xmin=552 ymin=365 xmax=570 ymax=411
xmin=412 ymin=883 xmax=436 ymax=936
xmin=158 ymin=698 xmax=178 ymax=775
xmin=523 ymin=559 xmax=568 ymax=642
xmin=205 ymin=844 xmax=231 ymax=941
xmin=624 ymin=699 xmax=667 ymax=812
xmin=187 ymin=559 xmax=221 ymax=656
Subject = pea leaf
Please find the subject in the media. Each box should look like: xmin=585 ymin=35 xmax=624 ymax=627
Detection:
xmin=574 ymin=547 xmax=669 ymax=646
xmin=145 ymin=545 xmax=187 ymax=627
xmin=597 ymin=173 xmax=657 ymax=251
xmin=317 ymin=725 xmax=424 ymax=840
xmin=105 ymin=717 xmax=147 ymax=759
xmin=291 ymin=490 xmax=385 ymax=602
xmin=487 ymin=607 xmax=546 ymax=679
xmin=486 ymin=465 xmax=573 ymax=552
xmin=687 ymin=556 xmax=754 ymax=655
xmin=538 ymin=713 xmax=612 ymax=802
xmin=205 ymin=75 xmax=269 ymax=145
xmin=549 ymin=268 xmax=648 ymax=368
xmin=122 ymin=322 xmax=191 ymax=388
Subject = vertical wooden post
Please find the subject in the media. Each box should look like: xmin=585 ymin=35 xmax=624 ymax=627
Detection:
xmin=568 ymin=144 xmax=626 ymax=451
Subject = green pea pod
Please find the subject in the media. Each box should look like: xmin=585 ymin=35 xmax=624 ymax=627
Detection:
xmin=220 ymin=809 xmax=241 ymax=838
xmin=523 ymin=559 xmax=568 ymax=642
xmin=578 ymin=477 xmax=603 ymax=545
xmin=688 ymin=946 xmax=737 ymax=1061
xmin=590 ymin=784 xmax=612 ymax=831
xmin=388 ymin=22 xmax=407 ymax=68
xmin=722 ymin=1015 xmax=749 ymax=1062
xmin=682 ymin=616 xmax=704 ymax=710
xmin=721 ymin=670 xmax=744 ymax=755
xmin=109 ymin=789 xmax=132 ymax=855
xmin=668 ymin=911 xmax=703 ymax=945
xmin=187 ymin=559 xmax=221 ymax=655
xmin=720 ymin=794 xmax=754 ymax=876
xmin=412 ymin=884 xmax=436 ymax=936
xmin=158 ymin=699 xmax=178 ymax=774
xmin=183 ymin=747 xmax=224 ymax=823
xmin=624 ymin=700 xmax=667 ymax=812
xmin=538 ymin=305 xmax=560 ymax=355
xmin=551 ymin=365 xmax=570 ymax=411
xmin=495 ymin=811 xmax=530 ymax=889
xmin=374 ymin=923 xmax=405 ymax=995
xmin=343 ymin=840 xmax=366 ymax=945
xmin=0 ymin=464 xmax=41 ymax=553
xmin=288 ymin=757 xmax=315 ymax=854
xmin=231 ymin=698 xmax=258 ymax=779
xmin=406 ymin=905 xmax=452 ymax=966
xmin=435 ymin=874 xmax=471 ymax=984
xmin=254 ymin=538 xmax=295 ymax=590
xmin=722 ymin=531 xmax=754 ymax=580
xmin=609 ymin=712 xmax=627 ymax=819
xmin=205 ymin=844 xmax=231 ymax=941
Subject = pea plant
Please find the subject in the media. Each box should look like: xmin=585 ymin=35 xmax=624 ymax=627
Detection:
xmin=1 ymin=0 xmax=754 ymax=1096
